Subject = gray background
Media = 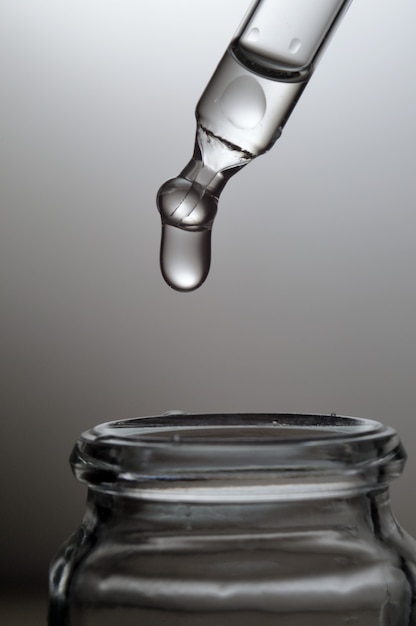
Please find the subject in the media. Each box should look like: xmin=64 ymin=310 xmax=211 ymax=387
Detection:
xmin=1 ymin=0 xmax=416 ymax=621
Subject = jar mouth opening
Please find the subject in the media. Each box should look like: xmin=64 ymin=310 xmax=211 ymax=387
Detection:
xmin=72 ymin=414 xmax=405 ymax=501
xmin=90 ymin=413 xmax=383 ymax=444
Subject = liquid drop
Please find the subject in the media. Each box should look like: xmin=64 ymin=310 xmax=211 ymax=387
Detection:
xmin=160 ymin=225 xmax=211 ymax=292
xmin=157 ymin=172 xmax=218 ymax=291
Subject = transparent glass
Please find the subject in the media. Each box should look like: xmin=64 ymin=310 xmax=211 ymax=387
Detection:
xmin=49 ymin=413 xmax=416 ymax=625
xmin=156 ymin=0 xmax=354 ymax=291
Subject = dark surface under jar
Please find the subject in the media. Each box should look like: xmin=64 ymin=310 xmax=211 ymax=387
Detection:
xmin=49 ymin=413 xmax=416 ymax=625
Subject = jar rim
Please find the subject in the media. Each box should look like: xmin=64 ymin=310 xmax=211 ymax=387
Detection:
xmin=71 ymin=413 xmax=405 ymax=501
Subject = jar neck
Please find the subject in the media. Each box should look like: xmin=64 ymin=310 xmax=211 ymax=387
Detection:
xmin=71 ymin=414 xmax=406 ymax=509
xmin=83 ymin=485 xmax=396 ymax=539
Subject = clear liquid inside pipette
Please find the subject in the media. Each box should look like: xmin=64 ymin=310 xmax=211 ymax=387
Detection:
xmin=157 ymin=42 xmax=309 ymax=291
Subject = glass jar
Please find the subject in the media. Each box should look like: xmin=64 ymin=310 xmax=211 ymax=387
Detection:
xmin=49 ymin=413 xmax=416 ymax=625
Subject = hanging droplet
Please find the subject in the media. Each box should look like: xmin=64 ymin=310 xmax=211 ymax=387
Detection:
xmin=160 ymin=225 xmax=211 ymax=292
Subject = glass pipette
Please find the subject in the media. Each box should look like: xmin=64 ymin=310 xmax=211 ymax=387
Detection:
xmin=157 ymin=0 xmax=353 ymax=291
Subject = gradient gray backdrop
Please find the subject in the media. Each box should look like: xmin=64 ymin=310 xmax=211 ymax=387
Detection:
xmin=1 ymin=0 xmax=416 ymax=621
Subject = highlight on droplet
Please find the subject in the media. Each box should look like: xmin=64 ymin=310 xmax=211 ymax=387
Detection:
xmin=289 ymin=38 xmax=302 ymax=54
xmin=247 ymin=27 xmax=260 ymax=42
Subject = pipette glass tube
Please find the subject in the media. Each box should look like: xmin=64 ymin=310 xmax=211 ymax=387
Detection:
xmin=157 ymin=0 xmax=353 ymax=291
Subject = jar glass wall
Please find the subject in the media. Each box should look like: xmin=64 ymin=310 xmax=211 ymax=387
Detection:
xmin=49 ymin=414 xmax=416 ymax=625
